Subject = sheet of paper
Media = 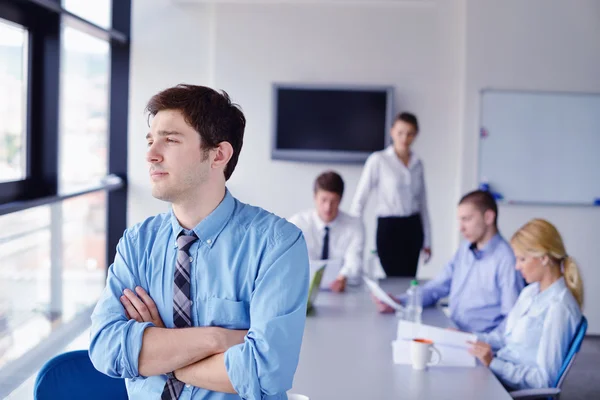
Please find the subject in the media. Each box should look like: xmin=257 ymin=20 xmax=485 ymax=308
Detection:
xmin=310 ymin=259 xmax=343 ymax=289
xmin=363 ymin=276 xmax=404 ymax=311
xmin=392 ymin=320 xmax=477 ymax=367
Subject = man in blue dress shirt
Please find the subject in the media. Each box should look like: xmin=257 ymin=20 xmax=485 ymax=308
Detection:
xmin=89 ymin=84 xmax=310 ymax=400
xmin=374 ymin=190 xmax=525 ymax=333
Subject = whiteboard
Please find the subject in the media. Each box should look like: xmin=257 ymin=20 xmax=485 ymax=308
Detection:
xmin=478 ymin=90 xmax=600 ymax=206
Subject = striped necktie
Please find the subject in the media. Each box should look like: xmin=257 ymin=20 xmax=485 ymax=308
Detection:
xmin=162 ymin=232 xmax=197 ymax=400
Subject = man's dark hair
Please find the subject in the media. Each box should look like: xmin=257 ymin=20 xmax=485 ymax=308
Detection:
xmin=313 ymin=171 xmax=344 ymax=197
xmin=459 ymin=190 xmax=498 ymax=226
xmin=394 ymin=112 xmax=419 ymax=133
xmin=146 ymin=84 xmax=246 ymax=180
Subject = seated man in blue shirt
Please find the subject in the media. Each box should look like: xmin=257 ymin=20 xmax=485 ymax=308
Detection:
xmin=89 ymin=84 xmax=310 ymax=400
xmin=373 ymin=190 xmax=525 ymax=333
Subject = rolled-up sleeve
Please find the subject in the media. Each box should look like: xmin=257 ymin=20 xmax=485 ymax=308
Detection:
xmin=89 ymin=231 xmax=153 ymax=379
xmin=224 ymin=225 xmax=310 ymax=399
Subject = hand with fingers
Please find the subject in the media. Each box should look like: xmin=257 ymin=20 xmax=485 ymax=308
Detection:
xmin=329 ymin=276 xmax=346 ymax=293
xmin=467 ymin=340 xmax=493 ymax=367
xmin=370 ymin=293 xmax=399 ymax=314
xmin=120 ymin=286 xmax=165 ymax=328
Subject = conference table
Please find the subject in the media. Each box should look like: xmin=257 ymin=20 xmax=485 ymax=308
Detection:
xmin=290 ymin=278 xmax=512 ymax=400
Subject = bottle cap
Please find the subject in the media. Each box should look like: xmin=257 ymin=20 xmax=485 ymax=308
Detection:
xmin=410 ymin=279 xmax=419 ymax=286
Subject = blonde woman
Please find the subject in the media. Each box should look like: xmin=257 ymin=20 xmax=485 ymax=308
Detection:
xmin=468 ymin=219 xmax=583 ymax=390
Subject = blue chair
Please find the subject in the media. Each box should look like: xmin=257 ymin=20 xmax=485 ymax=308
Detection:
xmin=510 ymin=316 xmax=588 ymax=400
xmin=34 ymin=350 xmax=128 ymax=400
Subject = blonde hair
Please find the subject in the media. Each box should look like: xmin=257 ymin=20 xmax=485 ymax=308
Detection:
xmin=511 ymin=218 xmax=584 ymax=308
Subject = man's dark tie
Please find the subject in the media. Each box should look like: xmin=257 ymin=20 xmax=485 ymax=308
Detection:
xmin=321 ymin=226 xmax=330 ymax=260
xmin=162 ymin=233 xmax=198 ymax=400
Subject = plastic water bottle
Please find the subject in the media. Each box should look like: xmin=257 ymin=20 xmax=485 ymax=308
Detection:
xmin=405 ymin=280 xmax=423 ymax=324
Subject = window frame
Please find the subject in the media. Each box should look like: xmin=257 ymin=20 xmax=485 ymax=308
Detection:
xmin=0 ymin=0 xmax=130 ymax=394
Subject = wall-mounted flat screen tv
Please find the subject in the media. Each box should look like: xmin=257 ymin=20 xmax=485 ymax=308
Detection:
xmin=271 ymin=84 xmax=394 ymax=163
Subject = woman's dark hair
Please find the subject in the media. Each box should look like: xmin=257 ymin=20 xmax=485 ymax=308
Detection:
xmin=394 ymin=112 xmax=419 ymax=133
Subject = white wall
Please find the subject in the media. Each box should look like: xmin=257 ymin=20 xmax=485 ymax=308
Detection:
xmin=215 ymin=2 xmax=464 ymax=275
xmin=128 ymin=0 xmax=600 ymax=333
xmin=128 ymin=0 xmax=215 ymax=220
xmin=128 ymin=0 xmax=465 ymax=278
xmin=461 ymin=0 xmax=600 ymax=333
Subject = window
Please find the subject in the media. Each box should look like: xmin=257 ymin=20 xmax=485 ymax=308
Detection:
xmin=0 ymin=192 xmax=107 ymax=368
xmin=62 ymin=0 xmax=112 ymax=29
xmin=59 ymin=27 xmax=110 ymax=190
xmin=0 ymin=206 xmax=51 ymax=368
xmin=61 ymin=192 xmax=107 ymax=320
xmin=0 ymin=19 xmax=28 ymax=184
xmin=0 ymin=0 xmax=129 ymax=395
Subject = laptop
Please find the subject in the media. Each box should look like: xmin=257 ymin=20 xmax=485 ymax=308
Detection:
xmin=306 ymin=263 xmax=326 ymax=314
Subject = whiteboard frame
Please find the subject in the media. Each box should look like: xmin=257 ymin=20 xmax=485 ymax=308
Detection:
xmin=477 ymin=88 xmax=600 ymax=208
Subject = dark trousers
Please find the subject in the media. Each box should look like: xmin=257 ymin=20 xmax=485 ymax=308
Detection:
xmin=376 ymin=214 xmax=424 ymax=277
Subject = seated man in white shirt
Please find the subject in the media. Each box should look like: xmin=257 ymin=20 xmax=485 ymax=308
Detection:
xmin=289 ymin=171 xmax=365 ymax=293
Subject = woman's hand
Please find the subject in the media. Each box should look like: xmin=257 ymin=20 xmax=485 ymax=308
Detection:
xmin=422 ymin=247 xmax=432 ymax=264
xmin=468 ymin=341 xmax=493 ymax=367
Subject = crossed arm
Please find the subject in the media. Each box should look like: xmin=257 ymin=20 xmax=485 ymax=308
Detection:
xmin=90 ymin=228 xmax=309 ymax=398
xmin=120 ymin=286 xmax=244 ymax=393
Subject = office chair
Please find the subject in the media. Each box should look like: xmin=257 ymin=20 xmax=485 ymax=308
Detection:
xmin=510 ymin=316 xmax=588 ymax=400
xmin=34 ymin=350 xmax=128 ymax=400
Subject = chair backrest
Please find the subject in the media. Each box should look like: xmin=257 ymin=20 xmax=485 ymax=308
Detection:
xmin=34 ymin=350 xmax=128 ymax=400
xmin=554 ymin=316 xmax=587 ymax=388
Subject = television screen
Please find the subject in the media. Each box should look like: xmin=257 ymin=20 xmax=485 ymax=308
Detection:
xmin=271 ymin=84 xmax=393 ymax=163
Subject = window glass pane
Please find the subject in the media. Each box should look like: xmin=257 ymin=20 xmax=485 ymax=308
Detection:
xmin=59 ymin=27 xmax=110 ymax=189
xmin=62 ymin=192 xmax=107 ymax=321
xmin=0 ymin=192 xmax=107 ymax=369
xmin=0 ymin=206 xmax=51 ymax=368
xmin=0 ymin=19 xmax=28 ymax=184
xmin=62 ymin=0 xmax=112 ymax=29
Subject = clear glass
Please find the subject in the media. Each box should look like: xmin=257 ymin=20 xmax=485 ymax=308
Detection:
xmin=59 ymin=26 xmax=110 ymax=190
xmin=0 ymin=192 xmax=107 ymax=368
xmin=0 ymin=206 xmax=51 ymax=368
xmin=62 ymin=0 xmax=112 ymax=29
xmin=61 ymin=191 xmax=107 ymax=320
xmin=0 ymin=19 xmax=28 ymax=183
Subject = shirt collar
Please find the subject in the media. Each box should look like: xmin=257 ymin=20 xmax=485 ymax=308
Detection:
xmin=385 ymin=145 xmax=420 ymax=169
xmin=469 ymin=233 xmax=503 ymax=260
xmin=169 ymin=188 xmax=235 ymax=248
xmin=533 ymin=276 xmax=567 ymax=305
xmin=311 ymin=210 xmax=339 ymax=231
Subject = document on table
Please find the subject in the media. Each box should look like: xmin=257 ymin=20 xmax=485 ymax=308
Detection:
xmin=392 ymin=320 xmax=477 ymax=367
xmin=362 ymin=276 xmax=404 ymax=311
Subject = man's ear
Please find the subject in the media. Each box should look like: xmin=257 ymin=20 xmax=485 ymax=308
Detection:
xmin=483 ymin=209 xmax=496 ymax=226
xmin=212 ymin=141 xmax=233 ymax=170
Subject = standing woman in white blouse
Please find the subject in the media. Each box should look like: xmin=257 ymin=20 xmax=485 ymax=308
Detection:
xmin=350 ymin=112 xmax=431 ymax=277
